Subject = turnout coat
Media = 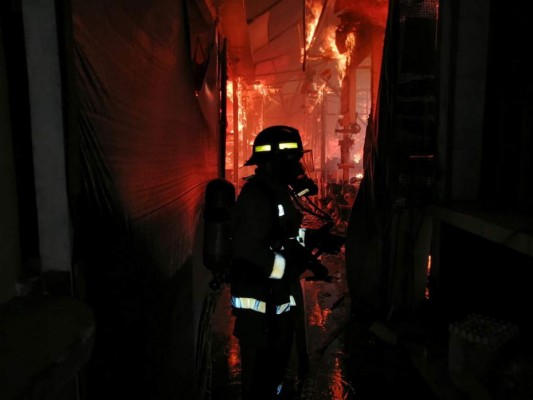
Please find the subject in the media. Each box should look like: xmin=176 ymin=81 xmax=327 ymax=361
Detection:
xmin=229 ymin=169 xmax=308 ymax=346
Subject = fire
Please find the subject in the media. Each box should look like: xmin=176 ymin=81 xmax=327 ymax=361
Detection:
xmin=226 ymin=79 xmax=233 ymax=99
xmin=324 ymin=26 xmax=349 ymax=85
xmin=226 ymin=78 xmax=248 ymax=134
xmin=251 ymin=80 xmax=266 ymax=95
xmin=226 ymin=77 xmax=271 ymax=176
xmin=344 ymin=31 xmax=356 ymax=65
xmin=305 ymin=0 xmax=325 ymax=51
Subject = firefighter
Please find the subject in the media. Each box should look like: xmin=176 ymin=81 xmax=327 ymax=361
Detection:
xmin=229 ymin=125 xmax=328 ymax=399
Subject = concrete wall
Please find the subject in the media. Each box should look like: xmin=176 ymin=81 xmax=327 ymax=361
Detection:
xmin=22 ymin=0 xmax=73 ymax=280
xmin=0 ymin=22 xmax=22 ymax=305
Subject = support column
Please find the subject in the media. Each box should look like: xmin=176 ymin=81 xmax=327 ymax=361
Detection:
xmin=0 ymin=23 xmax=22 ymax=304
xmin=320 ymin=89 xmax=327 ymax=196
xmin=233 ymin=78 xmax=239 ymax=188
xmin=22 ymin=0 xmax=72 ymax=294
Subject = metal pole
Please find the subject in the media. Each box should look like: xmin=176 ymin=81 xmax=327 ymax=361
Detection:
xmin=220 ymin=38 xmax=227 ymax=178
xmin=320 ymin=90 xmax=327 ymax=197
xmin=233 ymin=78 xmax=239 ymax=189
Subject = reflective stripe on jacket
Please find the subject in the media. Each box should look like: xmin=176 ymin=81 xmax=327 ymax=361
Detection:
xmin=230 ymin=171 xmax=303 ymax=313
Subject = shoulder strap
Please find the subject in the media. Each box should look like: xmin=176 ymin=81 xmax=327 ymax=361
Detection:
xmin=247 ymin=176 xmax=289 ymax=248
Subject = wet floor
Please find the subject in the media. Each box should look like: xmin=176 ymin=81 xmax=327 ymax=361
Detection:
xmin=205 ymin=250 xmax=439 ymax=400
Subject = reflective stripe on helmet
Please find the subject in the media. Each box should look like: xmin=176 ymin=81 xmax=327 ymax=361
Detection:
xmin=278 ymin=142 xmax=299 ymax=150
xmin=231 ymin=295 xmax=296 ymax=314
xmin=255 ymin=144 xmax=272 ymax=152
xmin=255 ymin=142 xmax=299 ymax=153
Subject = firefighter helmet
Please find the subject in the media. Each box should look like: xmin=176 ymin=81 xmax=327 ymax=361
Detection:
xmin=244 ymin=125 xmax=305 ymax=166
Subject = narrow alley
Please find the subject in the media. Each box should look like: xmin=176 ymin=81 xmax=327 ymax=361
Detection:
xmin=206 ymin=249 xmax=439 ymax=399
xmin=2 ymin=1 xmax=533 ymax=400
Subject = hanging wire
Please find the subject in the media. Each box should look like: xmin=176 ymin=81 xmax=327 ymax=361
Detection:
xmin=289 ymin=189 xmax=334 ymax=222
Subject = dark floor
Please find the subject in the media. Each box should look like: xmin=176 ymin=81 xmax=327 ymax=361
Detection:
xmin=204 ymin=246 xmax=533 ymax=400
xmin=206 ymin=251 xmax=446 ymax=400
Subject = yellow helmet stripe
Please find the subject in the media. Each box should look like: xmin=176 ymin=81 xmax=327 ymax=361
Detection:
xmin=255 ymin=144 xmax=272 ymax=152
xmin=279 ymin=142 xmax=299 ymax=150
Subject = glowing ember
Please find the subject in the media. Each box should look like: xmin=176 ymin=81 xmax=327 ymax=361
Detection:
xmin=309 ymin=300 xmax=332 ymax=330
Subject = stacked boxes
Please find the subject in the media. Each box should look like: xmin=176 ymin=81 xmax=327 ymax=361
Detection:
xmin=448 ymin=313 xmax=520 ymax=391
xmin=449 ymin=314 xmax=520 ymax=349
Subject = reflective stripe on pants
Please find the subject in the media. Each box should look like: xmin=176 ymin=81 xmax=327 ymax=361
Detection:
xmin=231 ymin=295 xmax=296 ymax=314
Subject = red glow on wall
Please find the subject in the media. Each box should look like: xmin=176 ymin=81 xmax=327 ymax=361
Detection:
xmin=227 ymin=334 xmax=241 ymax=380
xmin=308 ymin=294 xmax=332 ymax=329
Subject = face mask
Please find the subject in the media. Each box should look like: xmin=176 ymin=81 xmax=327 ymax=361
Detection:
xmin=279 ymin=159 xmax=318 ymax=197
xmin=290 ymin=173 xmax=319 ymax=197
xmin=263 ymin=156 xmax=317 ymax=196
xmin=275 ymin=157 xmax=302 ymax=183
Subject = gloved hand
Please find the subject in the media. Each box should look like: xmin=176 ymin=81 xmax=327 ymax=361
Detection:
xmin=304 ymin=223 xmax=345 ymax=254
xmin=307 ymin=256 xmax=331 ymax=282
xmin=281 ymin=239 xmax=312 ymax=280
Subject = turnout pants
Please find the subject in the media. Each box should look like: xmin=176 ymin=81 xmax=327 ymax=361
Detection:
xmin=234 ymin=308 xmax=296 ymax=399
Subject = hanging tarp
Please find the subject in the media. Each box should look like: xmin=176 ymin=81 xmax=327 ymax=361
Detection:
xmin=71 ymin=1 xmax=221 ymax=398
xmin=345 ymin=0 xmax=438 ymax=320
xmin=73 ymin=0 xmax=219 ymax=276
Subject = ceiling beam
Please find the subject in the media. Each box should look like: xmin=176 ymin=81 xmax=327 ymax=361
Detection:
xmin=217 ymin=0 xmax=255 ymax=81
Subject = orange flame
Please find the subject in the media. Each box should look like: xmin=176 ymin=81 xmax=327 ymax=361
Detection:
xmin=324 ymin=26 xmax=349 ymax=85
xmin=305 ymin=0 xmax=325 ymax=51
xmin=226 ymin=78 xmax=249 ymax=134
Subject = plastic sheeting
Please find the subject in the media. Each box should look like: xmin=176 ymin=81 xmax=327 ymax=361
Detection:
xmin=345 ymin=0 xmax=437 ymax=320
xmin=73 ymin=0 xmax=220 ymax=277
xmin=71 ymin=1 xmax=223 ymax=397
